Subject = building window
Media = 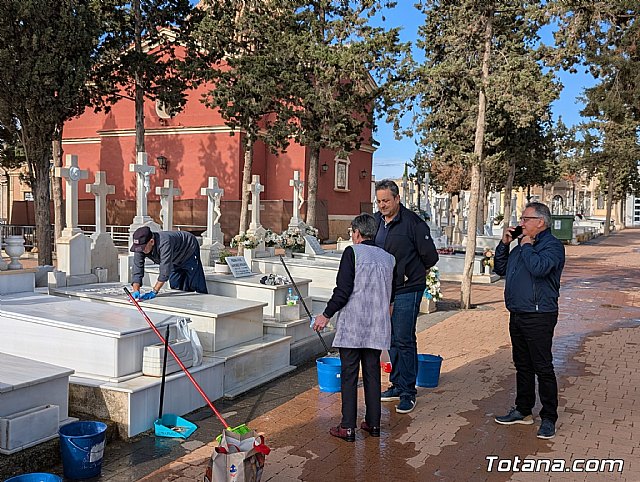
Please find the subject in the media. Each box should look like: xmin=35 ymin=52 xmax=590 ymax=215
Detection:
xmin=334 ymin=158 xmax=350 ymax=191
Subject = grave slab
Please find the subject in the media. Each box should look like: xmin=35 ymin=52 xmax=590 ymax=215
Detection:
xmin=49 ymin=283 xmax=267 ymax=353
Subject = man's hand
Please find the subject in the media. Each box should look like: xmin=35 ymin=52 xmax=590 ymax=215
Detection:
xmin=313 ymin=313 xmax=330 ymax=332
xmin=140 ymin=291 xmax=157 ymax=301
xmin=132 ymin=290 xmax=141 ymax=300
xmin=520 ymin=235 xmax=534 ymax=246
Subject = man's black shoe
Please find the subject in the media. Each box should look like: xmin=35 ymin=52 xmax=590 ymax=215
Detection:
xmin=494 ymin=407 xmax=534 ymax=425
xmin=537 ymin=419 xmax=556 ymax=439
xmin=360 ymin=421 xmax=380 ymax=437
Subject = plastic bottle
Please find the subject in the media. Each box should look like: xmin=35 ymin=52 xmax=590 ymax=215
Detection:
xmin=286 ymin=288 xmax=296 ymax=306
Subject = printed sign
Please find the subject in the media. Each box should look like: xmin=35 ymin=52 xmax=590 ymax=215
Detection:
xmin=304 ymin=235 xmax=325 ymax=255
xmin=554 ymin=220 xmax=562 ymax=230
xmin=225 ymin=256 xmax=253 ymax=278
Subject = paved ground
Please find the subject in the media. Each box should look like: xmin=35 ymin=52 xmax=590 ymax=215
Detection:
xmin=4 ymin=230 xmax=640 ymax=480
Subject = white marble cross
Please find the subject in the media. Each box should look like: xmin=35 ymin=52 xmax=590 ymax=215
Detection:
xmin=247 ymin=174 xmax=265 ymax=236
xmin=288 ymin=170 xmax=305 ymax=229
xmin=129 ymin=152 xmax=156 ymax=222
xmin=55 ymin=154 xmax=89 ymax=235
xmin=156 ymin=179 xmax=182 ymax=231
xmin=200 ymin=177 xmax=224 ymax=243
xmin=86 ymin=171 xmax=115 ymax=236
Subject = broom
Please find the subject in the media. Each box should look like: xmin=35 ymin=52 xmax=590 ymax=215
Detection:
xmin=123 ymin=287 xmax=251 ymax=441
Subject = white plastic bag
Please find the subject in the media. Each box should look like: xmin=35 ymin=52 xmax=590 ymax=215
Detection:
xmin=176 ymin=317 xmax=203 ymax=367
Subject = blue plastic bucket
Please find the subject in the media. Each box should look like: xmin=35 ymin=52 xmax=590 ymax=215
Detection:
xmin=416 ymin=354 xmax=443 ymax=388
xmin=58 ymin=421 xmax=107 ymax=480
xmin=316 ymin=357 xmax=341 ymax=392
xmin=4 ymin=474 xmax=62 ymax=482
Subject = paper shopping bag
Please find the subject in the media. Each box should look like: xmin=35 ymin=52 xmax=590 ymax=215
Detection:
xmin=203 ymin=429 xmax=270 ymax=482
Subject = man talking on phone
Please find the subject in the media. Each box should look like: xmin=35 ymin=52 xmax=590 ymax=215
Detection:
xmin=492 ymin=202 xmax=565 ymax=439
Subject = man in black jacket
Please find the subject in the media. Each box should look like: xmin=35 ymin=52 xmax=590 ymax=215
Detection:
xmin=130 ymin=226 xmax=208 ymax=301
xmin=493 ymin=202 xmax=565 ymax=439
xmin=375 ymin=180 xmax=439 ymax=414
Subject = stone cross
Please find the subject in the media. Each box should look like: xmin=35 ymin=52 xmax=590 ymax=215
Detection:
xmin=401 ymin=173 xmax=409 ymax=206
xmin=200 ymin=176 xmax=224 ymax=243
xmin=156 ymin=179 xmax=182 ymax=231
xmin=55 ymin=154 xmax=89 ymax=235
xmin=129 ymin=151 xmax=156 ymax=222
xmin=288 ymin=170 xmax=305 ymax=229
xmin=247 ymin=174 xmax=265 ymax=236
xmin=86 ymin=171 xmax=115 ymax=236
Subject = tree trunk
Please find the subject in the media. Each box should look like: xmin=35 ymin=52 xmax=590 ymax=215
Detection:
xmin=604 ymin=160 xmax=613 ymax=236
xmin=238 ymin=137 xmax=254 ymax=254
xmin=502 ymin=160 xmax=516 ymax=236
xmin=306 ymin=145 xmax=320 ymax=228
xmin=52 ymin=126 xmax=64 ymax=240
xmin=134 ymin=0 xmax=145 ymax=155
xmin=461 ymin=14 xmax=492 ymax=310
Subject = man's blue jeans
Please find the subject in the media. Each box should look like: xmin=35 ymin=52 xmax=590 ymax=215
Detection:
xmin=389 ymin=290 xmax=422 ymax=400
xmin=168 ymin=249 xmax=208 ymax=294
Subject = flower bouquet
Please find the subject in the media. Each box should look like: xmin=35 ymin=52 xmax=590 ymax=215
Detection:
xmin=230 ymin=232 xmax=259 ymax=249
xmin=280 ymin=229 xmax=306 ymax=253
xmin=264 ymin=229 xmax=281 ymax=248
xmin=424 ymin=266 xmax=442 ymax=301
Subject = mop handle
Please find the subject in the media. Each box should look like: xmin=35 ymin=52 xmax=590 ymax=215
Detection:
xmin=124 ymin=287 xmax=230 ymax=429
xmin=158 ymin=324 xmax=170 ymax=420
xmin=278 ymin=256 xmax=331 ymax=354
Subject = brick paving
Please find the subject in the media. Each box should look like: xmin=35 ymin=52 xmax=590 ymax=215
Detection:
xmin=5 ymin=230 xmax=640 ymax=480
xmin=135 ymin=229 xmax=640 ymax=481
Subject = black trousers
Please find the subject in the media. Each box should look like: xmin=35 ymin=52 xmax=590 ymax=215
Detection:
xmin=339 ymin=347 xmax=382 ymax=429
xmin=509 ymin=312 xmax=558 ymax=423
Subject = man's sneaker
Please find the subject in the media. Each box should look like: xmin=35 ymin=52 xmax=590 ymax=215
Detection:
xmin=494 ymin=407 xmax=534 ymax=425
xmin=537 ymin=419 xmax=556 ymax=439
xmin=395 ymin=398 xmax=416 ymax=414
xmin=381 ymin=387 xmax=401 ymax=402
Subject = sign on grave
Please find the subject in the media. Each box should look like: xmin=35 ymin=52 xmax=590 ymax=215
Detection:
xmin=225 ymin=256 xmax=254 ymax=278
xmin=304 ymin=235 xmax=325 ymax=255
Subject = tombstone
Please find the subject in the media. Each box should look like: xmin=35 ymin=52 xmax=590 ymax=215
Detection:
xmin=401 ymin=172 xmax=409 ymax=206
xmin=200 ymin=177 xmax=225 ymax=266
xmin=0 ymin=229 xmax=7 ymax=271
xmin=156 ymin=179 xmax=182 ymax=231
xmin=86 ymin=171 xmax=119 ymax=282
xmin=246 ymin=175 xmax=266 ymax=247
xmin=288 ymin=171 xmax=306 ymax=230
xmin=371 ymin=175 xmax=378 ymax=213
xmin=510 ymin=194 xmax=518 ymax=226
xmin=452 ymin=195 xmax=464 ymax=245
xmin=54 ymin=155 xmax=94 ymax=284
xmin=122 ymin=152 xmax=161 ymax=284
xmin=128 ymin=151 xmax=161 ymax=236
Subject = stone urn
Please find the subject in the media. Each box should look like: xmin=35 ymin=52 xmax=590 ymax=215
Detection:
xmin=5 ymin=235 xmax=25 ymax=270
xmin=419 ymin=297 xmax=437 ymax=314
xmin=214 ymin=262 xmax=230 ymax=274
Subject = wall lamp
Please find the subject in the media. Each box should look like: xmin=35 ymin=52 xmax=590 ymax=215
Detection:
xmin=360 ymin=169 xmax=368 ymax=179
xmin=156 ymin=155 xmax=168 ymax=173
xmin=321 ymin=162 xmax=329 ymax=173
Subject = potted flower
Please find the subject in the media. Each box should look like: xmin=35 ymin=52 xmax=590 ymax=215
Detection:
xmin=482 ymin=248 xmax=494 ymax=274
xmin=263 ymin=229 xmax=281 ymax=256
xmin=280 ymin=228 xmax=306 ymax=255
xmin=215 ymin=249 xmax=232 ymax=274
xmin=230 ymin=232 xmax=259 ymax=250
xmin=420 ymin=266 xmax=442 ymax=313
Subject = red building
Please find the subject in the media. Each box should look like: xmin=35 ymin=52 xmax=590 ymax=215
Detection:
xmin=61 ymin=81 xmax=375 ymax=241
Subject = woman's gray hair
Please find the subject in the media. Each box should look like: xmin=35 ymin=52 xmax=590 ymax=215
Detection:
xmin=351 ymin=213 xmax=378 ymax=240
xmin=375 ymin=179 xmax=399 ymax=197
xmin=526 ymin=202 xmax=552 ymax=227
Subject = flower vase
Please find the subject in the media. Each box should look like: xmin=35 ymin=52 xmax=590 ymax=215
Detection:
xmin=284 ymin=248 xmax=293 ymax=258
xmin=419 ymin=297 xmax=437 ymax=314
xmin=214 ymin=262 xmax=230 ymax=274
xmin=5 ymin=235 xmax=25 ymax=270
xmin=244 ymin=248 xmax=255 ymax=268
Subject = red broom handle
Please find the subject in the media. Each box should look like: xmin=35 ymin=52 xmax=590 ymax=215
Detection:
xmin=123 ymin=287 xmax=229 ymax=429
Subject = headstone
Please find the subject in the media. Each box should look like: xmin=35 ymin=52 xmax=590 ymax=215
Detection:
xmin=225 ymin=256 xmax=253 ymax=278
xmin=401 ymin=172 xmax=409 ymax=206
xmin=304 ymin=235 xmax=325 ymax=255
xmin=200 ymin=177 xmax=225 ymax=266
xmin=511 ymin=194 xmax=518 ymax=226
xmin=0 ymin=229 xmax=7 ymax=271
xmin=371 ymin=175 xmax=378 ymax=213
xmin=288 ymin=171 xmax=306 ymax=230
xmin=246 ymin=175 xmax=266 ymax=248
xmin=155 ymin=179 xmax=182 ymax=231
xmin=128 ymin=152 xmax=161 ymax=238
xmin=54 ymin=155 xmax=93 ymax=280
xmin=86 ymin=171 xmax=119 ymax=282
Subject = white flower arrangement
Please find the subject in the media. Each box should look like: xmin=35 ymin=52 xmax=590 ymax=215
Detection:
xmin=264 ymin=229 xmax=281 ymax=248
xmin=424 ymin=266 xmax=442 ymax=301
xmin=280 ymin=228 xmax=306 ymax=252
xmin=230 ymin=232 xmax=259 ymax=249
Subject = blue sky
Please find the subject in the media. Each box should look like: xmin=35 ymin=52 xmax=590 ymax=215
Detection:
xmin=370 ymin=4 xmax=598 ymax=180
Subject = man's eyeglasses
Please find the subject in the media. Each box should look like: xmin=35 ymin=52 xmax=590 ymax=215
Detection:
xmin=519 ymin=216 xmax=541 ymax=222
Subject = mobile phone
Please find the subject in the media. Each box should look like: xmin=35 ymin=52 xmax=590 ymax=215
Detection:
xmin=511 ymin=225 xmax=523 ymax=238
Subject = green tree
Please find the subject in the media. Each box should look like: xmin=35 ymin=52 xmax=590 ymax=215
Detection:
xmin=284 ymin=0 xmax=407 ymax=228
xmin=195 ymin=0 xmax=298 ymax=241
xmin=0 ymin=0 xmax=106 ymax=265
xmin=386 ymin=1 xmax=557 ymax=309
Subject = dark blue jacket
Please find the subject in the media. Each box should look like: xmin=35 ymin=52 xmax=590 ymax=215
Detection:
xmin=493 ymin=228 xmax=565 ymax=313
xmin=132 ymin=230 xmax=199 ymax=284
xmin=374 ymin=204 xmax=439 ymax=295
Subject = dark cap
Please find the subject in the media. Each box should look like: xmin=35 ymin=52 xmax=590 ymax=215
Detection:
xmin=130 ymin=226 xmax=153 ymax=252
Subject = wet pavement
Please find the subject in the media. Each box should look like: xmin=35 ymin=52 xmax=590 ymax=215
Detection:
xmin=3 ymin=230 xmax=640 ymax=481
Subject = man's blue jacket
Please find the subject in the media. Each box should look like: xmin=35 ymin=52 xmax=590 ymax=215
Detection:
xmin=493 ymin=228 xmax=565 ymax=313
